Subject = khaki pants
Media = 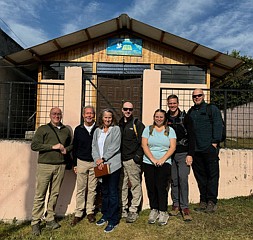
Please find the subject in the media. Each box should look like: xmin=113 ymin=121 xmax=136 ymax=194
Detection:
xmin=75 ymin=159 xmax=98 ymax=217
xmin=120 ymin=159 xmax=142 ymax=213
xmin=31 ymin=163 xmax=65 ymax=225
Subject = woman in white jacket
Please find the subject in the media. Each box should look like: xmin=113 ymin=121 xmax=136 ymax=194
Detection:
xmin=92 ymin=108 xmax=121 ymax=233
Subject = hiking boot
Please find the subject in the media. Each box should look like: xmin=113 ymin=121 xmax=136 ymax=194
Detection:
xmin=148 ymin=209 xmax=159 ymax=224
xmin=182 ymin=208 xmax=192 ymax=221
xmin=70 ymin=216 xmax=82 ymax=226
xmin=32 ymin=223 xmax=41 ymax=236
xmin=194 ymin=201 xmax=207 ymax=212
xmin=87 ymin=214 xmax=96 ymax=223
xmin=126 ymin=211 xmax=138 ymax=223
xmin=169 ymin=206 xmax=180 ymax=216
xmin=205 ymin=201 xmax=217 ymax=213
xmin=157 ymin=211 xmax=169 ymax=226
xmin=46 ymin=220 xmax=61 ymax=230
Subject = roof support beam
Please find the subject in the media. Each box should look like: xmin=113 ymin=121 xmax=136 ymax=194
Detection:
xmin=160 ymin=31 xmax=165 ymax=43
xmin=52 ymin=40 xmax=62 ymax=50
xmin=84 ymin=29 xmax=91 ymax=40
xmin=190 ymin=44 xmax=199 ymax=54
xmin=28 ymin=49 xmax=41 ymax=62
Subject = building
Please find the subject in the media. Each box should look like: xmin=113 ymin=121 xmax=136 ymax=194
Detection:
xmin=1 ymin=14 xmax=243 ymax=130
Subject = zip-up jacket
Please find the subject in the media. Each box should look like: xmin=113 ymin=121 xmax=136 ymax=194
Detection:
xmin=189 ymin=101 xmax=223 ymax=151
xmin=167 ymin=109 xmax=195 ymax=156
xmin=119 ymin=116 xmax=145 ymax=162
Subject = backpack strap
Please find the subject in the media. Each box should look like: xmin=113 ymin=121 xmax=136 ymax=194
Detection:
xmin=133 ymin=117 xmax=138 ymax=139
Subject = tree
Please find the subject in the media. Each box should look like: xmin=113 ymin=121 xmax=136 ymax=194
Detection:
xmin=211 ymin=50 xmax=253 ymax=110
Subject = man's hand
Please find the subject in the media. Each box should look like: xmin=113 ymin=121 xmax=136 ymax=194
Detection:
xmin=212 ymin=143 xmax=218 ymax=149
xmin=52 ymin=143 xmax=64 ymax=151
xmin=186 ymin=155 xmax=193 ymax=166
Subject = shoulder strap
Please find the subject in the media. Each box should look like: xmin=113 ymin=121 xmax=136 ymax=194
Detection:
xmin=47 ymin=123 xmax=62 ymax=143
xmin=133 ymin=118 xmax=138 ymax=139
xmin=206 ymin=104 xmax=213 ymax=123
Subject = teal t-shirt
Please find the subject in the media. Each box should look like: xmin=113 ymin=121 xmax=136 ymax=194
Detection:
xmin=142 ymin=126 xmax=176 ymax=165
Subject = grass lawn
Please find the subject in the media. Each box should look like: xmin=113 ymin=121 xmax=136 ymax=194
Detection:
xmin=1 ymin=196 xmax=253 ymax=240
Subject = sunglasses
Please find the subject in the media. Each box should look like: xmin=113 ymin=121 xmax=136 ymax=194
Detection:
xmin=123 ymin=108 xmax=133 ymax=111
xmin=192 ymin=94 xmax=203 ymax=98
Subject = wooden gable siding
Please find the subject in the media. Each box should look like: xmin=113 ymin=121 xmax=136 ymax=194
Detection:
xmin=44 ymin=39 xmax=198 ymax=66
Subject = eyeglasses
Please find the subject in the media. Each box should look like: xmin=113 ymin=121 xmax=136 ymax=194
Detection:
xmin=192 ymin=94 xmax=203 ymax=98
xmin=123 ymin=108 xmax=133 ymax=112
xmin=51 ymin=112 xmax=62 ymax=116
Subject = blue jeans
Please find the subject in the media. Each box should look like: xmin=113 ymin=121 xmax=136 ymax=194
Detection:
xmin=101 ymin=168 xmax=121 ymax=226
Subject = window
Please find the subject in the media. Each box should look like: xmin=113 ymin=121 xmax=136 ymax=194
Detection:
xmin=42 ymin=62 xmax=92 ymax=80
xmin=155 ymin=64 xmax=206 ymax=84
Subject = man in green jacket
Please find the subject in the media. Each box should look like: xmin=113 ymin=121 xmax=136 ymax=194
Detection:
xmin=30 ymin=107 xmax=72 ymax=236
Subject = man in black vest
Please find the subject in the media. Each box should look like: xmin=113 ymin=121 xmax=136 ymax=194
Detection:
xmin=167 ymin=95 xmax=195 ymax=221
xmin=119 ymin=102 xmax=145 ymax=223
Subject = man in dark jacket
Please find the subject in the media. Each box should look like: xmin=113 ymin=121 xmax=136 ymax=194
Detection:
xmin=189 ymin=88 xmax=223 ymax=213
xmin=31 ymin=107 xmax=72 ymax=236
xmin=71 ymin=106 xmax=98 ymax=226
xmin=167 ymin=95 xmax=195 ymax=221
xmin=119 ymin=102 xmax=145 ymax=223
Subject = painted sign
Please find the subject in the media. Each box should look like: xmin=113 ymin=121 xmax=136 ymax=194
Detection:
xmin=107 ymin=38 xmax=142 ymax=56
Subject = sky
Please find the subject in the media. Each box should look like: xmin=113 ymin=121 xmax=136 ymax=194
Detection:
xmin=1 ymin=0 xmax=253 ymax=57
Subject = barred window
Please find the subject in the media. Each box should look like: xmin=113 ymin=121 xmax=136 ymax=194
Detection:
xmin=155 ymin=64 xmax=206 ymax=84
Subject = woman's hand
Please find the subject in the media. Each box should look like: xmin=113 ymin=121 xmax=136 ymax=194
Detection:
xmin=96 ymin=159 xmax=104 ymax=170
xmin=156 ymin=159 xmax=166 ymax=167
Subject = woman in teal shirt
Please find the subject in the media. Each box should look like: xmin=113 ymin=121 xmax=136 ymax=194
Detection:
xmin=142 ymin=109 xmax=176 ymax=226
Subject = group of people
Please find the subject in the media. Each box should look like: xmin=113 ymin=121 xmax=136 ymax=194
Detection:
xmin=30 ymin=88 xmax=224 ymax=235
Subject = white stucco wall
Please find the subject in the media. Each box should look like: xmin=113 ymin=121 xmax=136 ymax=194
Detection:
xmin=0 ymin=140 xmax=252 ymax=221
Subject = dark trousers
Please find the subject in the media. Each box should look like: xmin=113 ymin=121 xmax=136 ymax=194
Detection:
xmin=143 ymin=163 xmax=171 ymax=211
xmin=101 ymin=168 xmax=121 ymax=226
xmin=192 ymin=145 xmax=220 ymax=204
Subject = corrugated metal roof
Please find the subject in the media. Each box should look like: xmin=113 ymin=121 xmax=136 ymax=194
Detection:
xmin=2 ymin=14 xmax=243 ymax=82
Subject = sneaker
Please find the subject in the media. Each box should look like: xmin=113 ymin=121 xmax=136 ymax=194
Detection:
xmin=104 ymin=224 xmax=118 ymax=233
xmin=205 ymin=201 xmax=217 ymax=213
xmin=126 ymin=212 xmax=138 ymax=223
xmin=169 ymin=206 xmax=180 ymax=216
xmin=46 ymin=220 xmax=61 ymax=230
xmin=157 ymin=211 xmax=169 ymax=226
xmin=96 ymin=218 xmax=107 ymax=226
xmin=148 ymin=209 xmax=159 ymax=224
xmin=182 ymin=208 xmax=192 ymax=221
xmin=32 ymin=223 xmax=41 ymax=236
xmin=121 ymin=210 xmax=128 ymax=218
xmin=194 ymin=201 xmax=207 ymax=212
